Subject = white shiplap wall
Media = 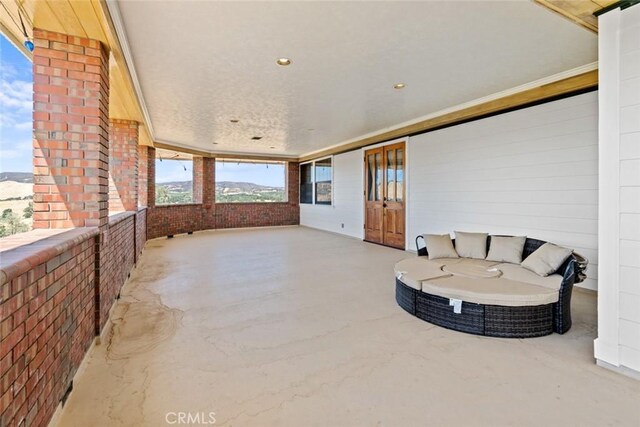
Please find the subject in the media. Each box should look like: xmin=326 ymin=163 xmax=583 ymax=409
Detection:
xmin=616 ymin=5 xmax=640 ymax=372
xmin=406 ymin=92 xmax=599 ymax=290
xmin=300 ymin=150 xmax=364 ymax=239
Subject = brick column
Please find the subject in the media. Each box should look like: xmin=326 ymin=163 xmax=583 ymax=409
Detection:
xmin=193 ymin=156 xmax=204 ymax=203
xmin=287 ymin=162 xmax=300 ymax=205
xmin=32 ymin=29 xmax=109 ymax=229
xmin=108 ymin=119 xmax=139 ymax=212
xmin=146 ymin=146 xmax=156 ymax=207
xmin=203 ymin=157 xmax=215 ymax=207
xmin=138 ymin=145 xmax=149 ymax=207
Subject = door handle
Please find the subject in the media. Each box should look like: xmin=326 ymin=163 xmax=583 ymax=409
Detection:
xmin=383 ymin=203 xmax=387 ymax=208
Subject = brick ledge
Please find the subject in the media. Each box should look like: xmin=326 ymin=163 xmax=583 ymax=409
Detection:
xmin=0 ymin=227 xmax=99 ymax=286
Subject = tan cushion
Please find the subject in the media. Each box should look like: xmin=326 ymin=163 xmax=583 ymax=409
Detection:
xmin=394 ymin=257 xmax=453 ymax=290
xmin=456 ymin=258 xmax=501 ymax=268
xmin=487 ymin=236 xmax=526 ymax=264
xmin=521 ymin=243 xmax=573 ymax=277
xmin=424 ymin=234 xmax=459 ymax=260
xmin=421 ymin=276 xmax=559 ymax=306
xmin=497 ymin=263 xmax=563 ymax=291
xmin=443 ymin=263 xmax=502 ymax=279
xmin=454 ymin=231 xmax=488 ymax=259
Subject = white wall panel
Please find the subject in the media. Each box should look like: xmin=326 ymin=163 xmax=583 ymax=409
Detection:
xmin=300 ymin=150 xmax=364 ymax=239
xmin=408 ymin=92 xmax=599 ymax=290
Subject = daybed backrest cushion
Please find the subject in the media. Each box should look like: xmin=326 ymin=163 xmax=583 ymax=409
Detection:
xmin=424 ymin=234 xmax=459 ymax=260
xmin=454 ymin=231 xmax=488 ymax=259
xmin=521 ymin=243 xmax=573 ymax=277
xmin=486 ymin=236 xmax=526 ymax=264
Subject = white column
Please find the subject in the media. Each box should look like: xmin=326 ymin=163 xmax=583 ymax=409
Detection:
xmin=595 ymin=4 xmax=640 ymax=375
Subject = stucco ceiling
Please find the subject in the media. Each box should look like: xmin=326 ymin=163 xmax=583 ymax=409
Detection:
xmin=115 ymin=0 xmax=597 ymax=158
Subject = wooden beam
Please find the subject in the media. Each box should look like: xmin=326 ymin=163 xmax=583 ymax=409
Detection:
xmin=299 ymin=69 xmax=598 ymax=162
xmin=533 ymin=0 xmax=618 ymax=33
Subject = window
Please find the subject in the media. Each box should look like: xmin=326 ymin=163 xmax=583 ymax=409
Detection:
xmin=299 ymin=157 xmax=332 ymax=206
xmin=155 ymin=158 xmax=193 ymax=205
xmin=314 ymin=158 xmax=332 ymax=205
xmin=0 ymin=34 xmax=34 ymax=239
xmin=215 ymin=160 xmax=286 ymax=203
xmin=300 ymin=163 xmax=313 ymax=204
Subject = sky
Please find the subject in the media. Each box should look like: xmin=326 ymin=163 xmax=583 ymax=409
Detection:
xmin=0 ymin=34 xmax=32 ymax=173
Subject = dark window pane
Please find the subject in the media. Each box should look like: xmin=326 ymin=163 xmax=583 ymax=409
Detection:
xmin=315 ymin=158 xmax=332 ymax=205
xmin=300 ymin=163 xmax=313 ymax=204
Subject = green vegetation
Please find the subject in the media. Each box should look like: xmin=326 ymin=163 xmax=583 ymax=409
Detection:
xmin=0 ymin=208 xmax=29 ymax=238
xmin=215 ymin=190 xmax=285 ymax=203
xmin=156 ymin=185 xmax=194 ymax=205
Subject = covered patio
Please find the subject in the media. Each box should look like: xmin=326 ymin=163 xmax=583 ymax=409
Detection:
xmin=55 ymin=227 xmax=638 ymax=426
xmin=0 ymin=1 xmax=639 ymax=426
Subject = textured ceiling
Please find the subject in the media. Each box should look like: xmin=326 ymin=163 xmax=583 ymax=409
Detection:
xmin=116 ymin=0 xmax=597 ymax=157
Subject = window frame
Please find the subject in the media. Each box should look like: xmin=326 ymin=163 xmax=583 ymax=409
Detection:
xmin=299 ymin=156 xmax=333 ymax=206
xmin=214 ymin=159 xmax=288 ymax=204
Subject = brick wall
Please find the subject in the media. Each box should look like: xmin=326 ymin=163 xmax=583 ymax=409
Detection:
xmin=32 ymin=29 xmax=110 ymax=229
xmin=95 ymin=213 xmax=135 ymax=333
xmin=0 ymin=210 xmax=148 ymax=426
xmin=0 ymin=230 xmax=98 ymax=427
xmin=215 ymin=162 xmax=299 ymax=229
xmin=146 ymin=161 xmax=299 ymax=239
xmin=108 ymin=120 xmax=139 ymax=212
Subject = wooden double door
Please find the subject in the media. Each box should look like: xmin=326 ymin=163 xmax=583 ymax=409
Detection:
xmin=364 ymin=142 xmax=405 ymax=249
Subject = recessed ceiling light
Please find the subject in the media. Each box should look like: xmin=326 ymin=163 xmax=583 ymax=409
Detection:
xmin=269 ymin=146 xmax=275 ymax=149
xmin=230 ymin=119 xmax=239 ymax=123
xmin=251 ymin=136 xmax=263 ymax=140
xmin=276 ymin=58 xmax=292 ymax=66
xmin=394 ymin=83 xmax=406 ymax=89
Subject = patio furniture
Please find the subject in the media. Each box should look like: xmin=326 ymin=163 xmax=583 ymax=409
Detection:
xmin=395 ymin=235 xmax=588 ymax=338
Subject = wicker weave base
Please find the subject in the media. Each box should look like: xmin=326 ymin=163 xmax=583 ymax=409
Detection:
xmin=396 ymin=279 xmax=555 ymax=338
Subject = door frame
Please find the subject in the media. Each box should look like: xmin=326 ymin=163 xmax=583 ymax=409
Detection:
xmin=361 ymin=137 xmax=410 ymax=250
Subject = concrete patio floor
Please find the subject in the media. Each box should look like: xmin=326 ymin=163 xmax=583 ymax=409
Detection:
xmin=54 ymin=226 xmax=639 ymax=426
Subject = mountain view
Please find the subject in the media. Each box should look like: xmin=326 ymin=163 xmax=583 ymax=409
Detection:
xmin=156 ymin=180 xmax=286 ymax=204
xmin=0 ymin=172 xmax=287 ymax=238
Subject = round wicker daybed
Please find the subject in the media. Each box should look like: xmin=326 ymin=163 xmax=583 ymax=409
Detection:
xmin=395 ymin=235 xmax=588 ymax=338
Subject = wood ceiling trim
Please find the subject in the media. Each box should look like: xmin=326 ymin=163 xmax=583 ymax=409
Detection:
xmin=299 ymin=69 xmax=598 ymax=162
xmin=0 ymin=0 xmax=152 ymax=145
xmin=533 ymin=0 xmax=619 ymax=33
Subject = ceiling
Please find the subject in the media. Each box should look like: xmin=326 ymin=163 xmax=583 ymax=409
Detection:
xmin=115 ymin=0 xmax=597 ymax=158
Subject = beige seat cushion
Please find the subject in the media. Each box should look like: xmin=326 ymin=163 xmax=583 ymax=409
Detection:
xmin=522 ymin=243 xmax=573 ymax=276
xmin=394 ymin=257 xmax=453 ymax=290
xmin=421 ymin=276 xmax=559 ymax=306
xmin=486 ymin=236 xmax=526 ymax=264
xmin=454 ymin=231 xmax=488 ymax=259
xmin=424 ymin=234 xmax=459 ymax=260
xmin=443 ymin=263 xmax=502 ymax=279
xmin=496 ymin=263 xmax=563 ymax=290
xmin=456 ymin=258 xmax=501 ymax=268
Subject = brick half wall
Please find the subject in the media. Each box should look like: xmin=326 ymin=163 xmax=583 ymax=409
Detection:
xmin=146 ymin=161 xmax=299 ymax=239
xmin=0 ymin=229 xmax=98 ymax=427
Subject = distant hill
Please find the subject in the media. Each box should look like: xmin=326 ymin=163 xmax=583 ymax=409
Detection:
xmin=157 ymin=180 xmax=283 ymax=193
xmin=0 ymin=172 xmax=33 ymax=183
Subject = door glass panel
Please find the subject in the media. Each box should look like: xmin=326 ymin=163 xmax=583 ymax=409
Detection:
xmin=387 ymin=149 xmax=396 ymax=201
xmin=396 ymin=148 xmax=404 ymax=202
xmin=375 ymin=153 xmax=382 ymax=201
xmin=367 ymin=154 xmax=374 ymax=201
